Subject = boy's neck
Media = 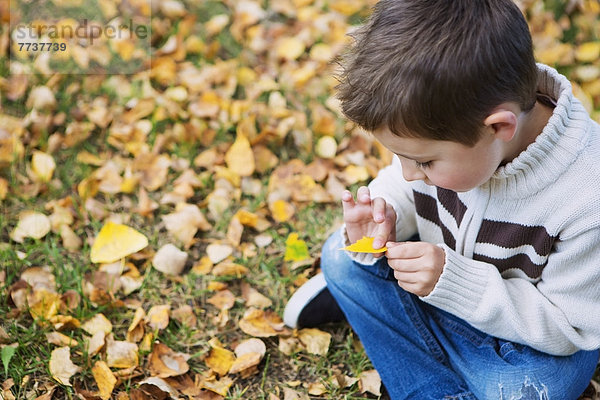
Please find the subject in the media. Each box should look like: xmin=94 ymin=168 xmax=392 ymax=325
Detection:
xmin=503 ymin=100 xmax=554 ymax=164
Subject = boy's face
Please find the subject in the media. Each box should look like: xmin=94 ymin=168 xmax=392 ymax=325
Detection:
xmin=373 ymin=126 xmax=505 ymax=192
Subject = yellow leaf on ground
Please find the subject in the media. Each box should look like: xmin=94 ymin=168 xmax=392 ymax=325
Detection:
xmin=201 ymin=376 xmax=234 ymax=397
xmin=207 ymin=290 xmax=236 ymax=311
xmin=92 ymin=361 xmax=117 ymax=400
xmin=205 ymin=345 xmax=235 ymax=376
xmin=340 ymin=236 xmax=387 ymax=253
xmin=10 ymin=211 xmax=51 ymax=243
xmin=146 ymin=305 xmax=170 ymax=331
xmin=276 ymin=37 xmax=305 ymax=60
xmin=31 ymin=151 xmax=56 ymax=182
xmin=46 ymin=331 xmax=77 ymax=347
xmin=225 ymin=133 xmax=255 ymax=177
xmin=269 ymin=199 xmax=295 ymax=223
xmin=575 ymin=41 xmax=600 ymax=63
xmin=284 ymin=233 xmax=309 ymax=262
xmin=298 ymin=328 xmax=331 ymax=356
xmin=49 ymin=347 xmax=81 ymax=386
xmin=90 ymin=222 xmax=148 ymax=263
xmin=239 ymin=308 xmax=287 ymax=337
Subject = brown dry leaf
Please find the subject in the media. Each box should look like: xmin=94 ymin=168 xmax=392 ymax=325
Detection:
xmin=162 ymin=203 xmax=212 ymax=247
xmin=359 ymin=370 xmax=382 ymax=396
xmin=152 ymin=244 xmax=188 ymax=275
xmin=297 ymin=328 xmax=331 ymax=356
xmin=46 ymin=331 xmax=77 ymax=347
xmin=171 ymin=305 xmax=197 ymax=327
xmin=283 ymin=387 xmax=310 ymax=400
xmin=82 ymin=313 xmax=113 ymax=336
xmin=49 ymin=346 xmax=81 ymax=386
xmin=211 ymin=261 xmax=248 ymax=277
xmin=146 ymin=305 xmax=170 ymax=331
xmin=20 ymin=266 xmax=56 ymax=292
xmin=306 ymin=382 xmax=327 ymax=396
xmin=92 ymin=361 xmax=117 ymax=400
xmin=241 ymin=282 xmax=272 ymax=309
xmin=226 ymin=215 xmax=244 ymax=246
xmin=229 ymin=338 xmax=266 ymax=375
xmin=10 ymin=211 xmax=51 ymax=243
xmin=201 ymin=376 xmax=234 ymax=397
xmin=239 ymin=308 xmax=287 ymax=337
xmin=207 ymin=290 xmax=236 ymax=311
xmin=149 ymin=343 xmax=190 ymax=378
xmin=126 ymin=307 xmax=146 ymax=343
xmin=225 ymin=133 xmax=255 ymax=177
xmin=106 ymin=336 xmax=139 ymax=369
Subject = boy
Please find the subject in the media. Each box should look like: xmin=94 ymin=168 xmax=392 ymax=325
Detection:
xmin=283 ymin=0 xmax=600 ymax=398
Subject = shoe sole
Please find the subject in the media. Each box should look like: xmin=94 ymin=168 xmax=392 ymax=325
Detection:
xmin=283 ymin=273 xmax=327 ymax=329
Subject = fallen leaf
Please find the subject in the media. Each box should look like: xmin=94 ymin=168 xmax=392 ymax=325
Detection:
xmin=49 ymin=347 xmax=81 ymax=386
xmin=92 ymin=361 xmax=117 ymax=400
xmin=152 ymin=244 xmax=188 ymax=275
xmin=211 ymin=261 xmax=248 ymax=277
xmin=82 ymin=313 xmax=113 ymax=336
xmin=149 ymin=343 xmax=190 ymax=378
xmin=298 ymin=328 xmax=331 ymax=356
xmin=225 ymin=133 xmax=255 ymax=177
xmin=359 ymin=370 xmax=382 ymax=396
xmin=201 ymin=376 xmax=233 ymax=397
xmin=90 ymin=222 xmax=148 ymax=263
xmin=339 ymin=236 xmax=387 ymax=253
xmin=10 ymin=211 xmax=51 ymax=243
xmin=207 ymin=290 xmax=236 ymax=311
xmin=269 ymin=199 xmax=295 ymax=223
xmin=126 ymin=307 xmax=146 ymax=343
xmin=284 ymin=233 xmax=309 ymax=262
xmin=239 ymin=308 xmax=287 ymax=337
xmin=146 ymin=305 xmax=170 ymax=331
xmin=31 ymin=151 xmax=56 ymax=182
xmin=106 ymin=337 xmax=139 ymax=369
xmin=206 ymin=243 xmax=233 ymax=263
xmin=241 ymin=282 xmax=272 ymax=309
xmin=46 ymin=332 xmax=77 ymax=347
xmin=205 ymin=341 xmax=235 ymax=376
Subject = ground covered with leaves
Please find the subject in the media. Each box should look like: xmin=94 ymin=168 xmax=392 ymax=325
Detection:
xmin=1 ymin=0 xmax=599 ymax=399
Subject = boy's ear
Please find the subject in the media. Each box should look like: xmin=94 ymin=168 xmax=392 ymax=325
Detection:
xmin=483 ymin=109 xmax=518 ymax=142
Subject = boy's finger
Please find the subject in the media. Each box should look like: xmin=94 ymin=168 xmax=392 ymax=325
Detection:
xmin=341 ymin=190 xmax=355 ymax=205
xmin=385 ymin=241 xmax=423 ymax=259
xmin=371 ymin=197 xmax=386 ymax=223
xmin=373 ymin=221 xmax=393 ymax=249
xmin=356 ymin=186 xmax=371 ymax=204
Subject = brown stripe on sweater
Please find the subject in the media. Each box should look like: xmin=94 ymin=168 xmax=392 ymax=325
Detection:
xmin=473 ymin=253 xmax=545 ymax=278
xmin=413 ymin=190 xmax=456 ymax=250
xmin=477 ymin=220 xmax=557 ymax=256
xmin=436 ymin=187 xmax=467 ymax=225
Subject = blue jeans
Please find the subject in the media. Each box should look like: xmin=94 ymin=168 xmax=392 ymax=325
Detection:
xmin=321 ymin=228 xmax=599 ymax=400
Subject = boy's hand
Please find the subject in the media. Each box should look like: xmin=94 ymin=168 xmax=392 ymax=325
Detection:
xmin=385 ymin=241 xmax=446 ymax=296
xmin=342 ymin=186 xmax=397 ymax=259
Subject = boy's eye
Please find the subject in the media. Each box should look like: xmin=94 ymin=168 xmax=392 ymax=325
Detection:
xmin=415 ymin=160 xmax=432 ymax=169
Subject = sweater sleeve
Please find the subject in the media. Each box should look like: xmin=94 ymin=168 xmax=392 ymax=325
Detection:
xmin=422 ymin=227 xmax=600 ymax=355
xmin=342 ymin=155 xmax=418 ymax=265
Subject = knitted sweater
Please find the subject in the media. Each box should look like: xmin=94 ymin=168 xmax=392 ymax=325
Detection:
xmin=342 ymin=64 xmax=600 ymax=356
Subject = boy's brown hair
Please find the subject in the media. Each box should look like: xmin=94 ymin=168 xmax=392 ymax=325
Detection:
xmin=336 ymin=0 xmax=538 ymax=146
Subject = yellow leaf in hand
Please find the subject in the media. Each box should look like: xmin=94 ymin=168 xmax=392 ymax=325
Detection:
xmin=90 ymin=222 xmax=148 ymax=263
xmin=339 ymin=236 xmax=387 ymax=253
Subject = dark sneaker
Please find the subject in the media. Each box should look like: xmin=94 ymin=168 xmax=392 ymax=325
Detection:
xmin=283 ymin=272 xmax=345 ymax=328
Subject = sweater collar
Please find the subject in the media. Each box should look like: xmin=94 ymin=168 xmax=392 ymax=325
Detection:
xmin=488 ymin=64 xmax=591 ymax=197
